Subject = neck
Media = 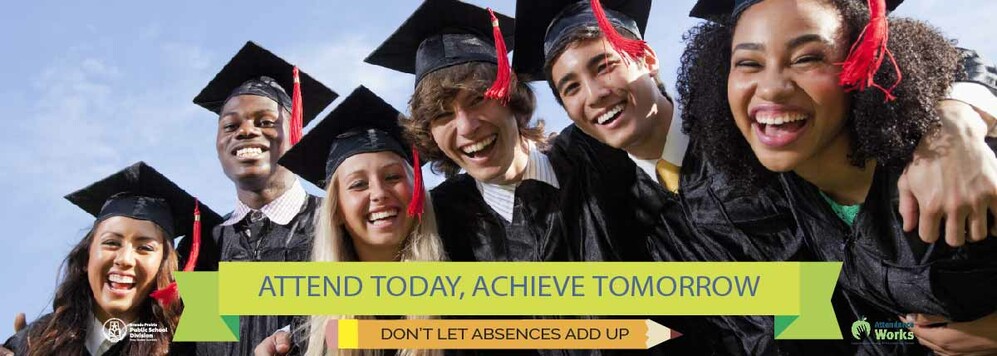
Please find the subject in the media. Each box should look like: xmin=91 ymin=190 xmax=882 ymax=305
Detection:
xmin=236 ymin=171 xmax=295 ymax=209
xmin=354 ymin=243 xmax=401 ymax=262
xmin=794 ymin=134 xmax=875 ymax=205
xmin=92 ymin=303 xmax=135 ymax=324
xmin=495 ymin=138 xmax=531 ymax=185
xmin=627 ymin=94 xmax=673 ymax=160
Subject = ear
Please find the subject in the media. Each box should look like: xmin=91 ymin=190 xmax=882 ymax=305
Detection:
xmin=641 ymin=46 xmax=660 ymax=77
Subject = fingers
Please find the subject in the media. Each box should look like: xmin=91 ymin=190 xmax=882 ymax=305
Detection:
xmin=944 ymin=206 xmax=968 ymax=247
xmin=969 ymin=196 xmax=989 ymax=243
xmin=912 ymin=314 xmax=950 ymax=326
xmin=254 ymin=334 xmax=278 ymax=356
xmin=13 ymin=313 xmax=25 ymax=333
xmin=0 ymin=346 xmax=13 ymax=356
xmin=919 ymin=204 xmax=942 ymax=244
xmin=898 ymin=175 xmax=919 ymax=233
xmin=273 ymin=330 xmax=292 ymax=354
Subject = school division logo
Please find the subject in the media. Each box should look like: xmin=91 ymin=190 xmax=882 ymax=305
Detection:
xmin=850 ymin=317 xmax=871 ymax=340
xmin=102 ymin=318 xmax=128 ymax=342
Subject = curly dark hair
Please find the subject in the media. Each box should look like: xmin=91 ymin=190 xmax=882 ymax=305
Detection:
xmin=678 ymin=0 xmax=960 ymax=186
xmin=406 ymin=62 xmax=545 ymax=178
xmin=25 ymin=221 xmax=181 ymax=356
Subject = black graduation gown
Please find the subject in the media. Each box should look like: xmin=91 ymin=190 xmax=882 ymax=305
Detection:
xmin=779 ymin=143 xmax=997 ymax=355
xmin=431 ymin=125 xmax=651 ymax=263
xmin=183 ymin=194 xmax=321 ymax=356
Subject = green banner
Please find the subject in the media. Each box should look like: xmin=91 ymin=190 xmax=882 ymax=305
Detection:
xmin=173 ymin=262 xmax=842 ymax=342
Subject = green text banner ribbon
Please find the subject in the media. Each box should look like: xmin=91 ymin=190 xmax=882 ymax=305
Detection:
xmin=174 ymin=262 xmax=841 ymax=341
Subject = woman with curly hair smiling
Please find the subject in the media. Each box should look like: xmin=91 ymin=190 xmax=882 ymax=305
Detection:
xmin=681 ymin=0 xmax=997 ymax=354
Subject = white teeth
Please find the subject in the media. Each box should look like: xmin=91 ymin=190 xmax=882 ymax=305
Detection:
xmin=461 ymin=135 xmax=497 ymax=155
xmin=108 ymin=274 xmax=134 ymax=284
xmin=368 ymin=209 xmax=399 ymax=222
xmin=236 ymin=147 xmax=264 ymax=158
xmin=756 ymin=112 xmax=808 ymax=126
xmin=596 ymin=104 xmax=625 ymax=125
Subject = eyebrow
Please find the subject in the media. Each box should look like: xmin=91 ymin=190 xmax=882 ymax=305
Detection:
xmin=556 ymin=52 xmax=614 ymax=93
xmin=732 ymin=42 xmax=764 ymax=53
xmin=786 ymin=34 xmax=832 ymax=50
xmin=219 ymin=108 xmax=279 ymax=121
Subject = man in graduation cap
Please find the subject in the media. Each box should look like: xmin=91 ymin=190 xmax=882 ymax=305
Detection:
xmin=188 ymin=41 xmax=337 ymax=356
xmin=515 ymin=0 xmax=997 ymax=250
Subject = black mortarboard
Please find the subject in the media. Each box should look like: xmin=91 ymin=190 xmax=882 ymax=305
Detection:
xmin=192 ymin=41 xmax=338 ymax=128
xmin=689 ymin=0 xmax=903 ymax=20
xmin=513 ymin=0 xmax=652 ymax=81
xmin=278 ymin=86 xmax=413 ymax=189
xmin=65 ymin=162 xmax=222 ymax=240
xmin=364 ymin=0 xmax=515 ymax=86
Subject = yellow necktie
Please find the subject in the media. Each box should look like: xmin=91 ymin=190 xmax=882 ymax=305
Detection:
xmin=655 ymin=159 xmax=681 ymax=193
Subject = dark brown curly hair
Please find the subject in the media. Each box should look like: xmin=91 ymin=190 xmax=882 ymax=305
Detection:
xmin=678 ymin=0 xmax=960 ymax=186
xmin=406 ymin=62 xmax=545 ymax=178
xmin=24 ymin=221 xmax=181 ymax=356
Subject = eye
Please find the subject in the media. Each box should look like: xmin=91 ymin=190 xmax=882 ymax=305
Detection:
xmin=139 ymin=244 xmax=156 ymax=252
xmin=596 ymin=60 xmax=617 ymax=75
xmin=385 ymin=173 xmax=404 ymax=182
xmin=561 ymin=82 xmax=580 ymax=97
xmin=221 ymin=121 xmax=238 ymax=133
xmin=258 ymin=118 xmax=277 ymax=128
xmin=348 ymin=179 xmax=368 ymax=190
xmin=792 ymin=54 xmax=825 ymax=65
xmin=734 ymin=59 xmax=762 ymax=68
xmin=102 ymin=239 xmax=121 ymax=248
xmin=432 ymin=112 xmax=454 ymax=122
xmin=468 ymin=94 xmax=485 ymax=107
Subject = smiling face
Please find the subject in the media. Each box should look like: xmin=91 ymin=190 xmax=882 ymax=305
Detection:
xmin=87 ymin=216 xmax=165 ymax=322
xmin=334 ymin=151 xmax=416 ymax=259
xmin=216 ymin=95 xmax=294 ymax=189
xmin=550 ymin=36 xmax=669 ymax=154
xmin=428 ymin=90 xmax=529 ymax=184
xmin=728 ymin=0 xmax=851 ymax=172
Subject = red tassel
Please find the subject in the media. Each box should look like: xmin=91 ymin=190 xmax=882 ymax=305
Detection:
xmin=150 ymin=281 xmax=178 ymax=307
xmin=484 ymin=8 xmax=513 ymax=105
xmin=182 ymin=199 xmax=201 ymax=272
xmin=838 ymin=0 xmax=901 ymax=101
xmin=290 ymin=66 xmax=304 ymax=145
xmin=151 ymin=198 xmax=202 ymax=307
xmin=590 ymin=0 xmax=650 ymax=64
xmin=406 ymin=145 xmax=425 ymax=220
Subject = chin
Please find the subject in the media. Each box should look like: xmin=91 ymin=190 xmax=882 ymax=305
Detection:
xmin=756 ymin=154 xmax=800 ymax=173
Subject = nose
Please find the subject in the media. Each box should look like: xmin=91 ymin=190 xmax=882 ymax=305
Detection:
xmin=235 ymin=119 xmax=261 ymax=140
xmin=585 ymin=76 xmax=615 ymax=108
xmin=755 ymin=67 xmax=795 ymax=103
xmin=113 ymin=246 xmax=136 ymax=269
xmin=369 ymin=178 xmax=391 ymax=204
xmin=454 ymin=107 xmax=481 ymax=137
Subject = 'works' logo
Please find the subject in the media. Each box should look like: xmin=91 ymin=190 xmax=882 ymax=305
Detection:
xmin=850 ymin=317 xmax=871 ymax=340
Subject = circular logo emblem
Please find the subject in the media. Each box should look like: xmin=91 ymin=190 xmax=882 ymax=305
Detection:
xmin=850 ymin=316 xmax=871 ymax=340
xmin=102 ymin=318 xmax=128 ymax=342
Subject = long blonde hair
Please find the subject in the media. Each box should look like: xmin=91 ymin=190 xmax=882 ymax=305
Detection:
xmin=304 ymin=162 xmax=445 ymax=356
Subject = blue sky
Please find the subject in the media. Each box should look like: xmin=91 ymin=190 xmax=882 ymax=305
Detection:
xmin=0 ymin=0 xmax=994 ymax=339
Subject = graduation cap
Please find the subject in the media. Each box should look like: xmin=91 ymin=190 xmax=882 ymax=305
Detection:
xmin=689 ymin=0 xmax=903 ymax=20
xmin=279 ymin=86 xmax=426 ymax=217
xmin=689 ymin=0 xmax=905 ymax=100
xmin=513 ymin=0 xmax=652 ymax=81
xmin=65 ymin=161 xmax=223 ymax=306
xmin=193 ymin=41 xmax=339 ymax=144
xmin=364 ymin=0 xmax=516 ymax=100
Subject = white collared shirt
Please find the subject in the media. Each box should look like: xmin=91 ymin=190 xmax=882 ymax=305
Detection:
xmin=476 ymin=142 xmax=559 ymax=222
xmin=629 ymin=103 xmax=689 ymax=180
xmin=222 ymin=178 xmax=307 ymax=226
xmin=86 ymin=315 xmax=121 ymax=356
